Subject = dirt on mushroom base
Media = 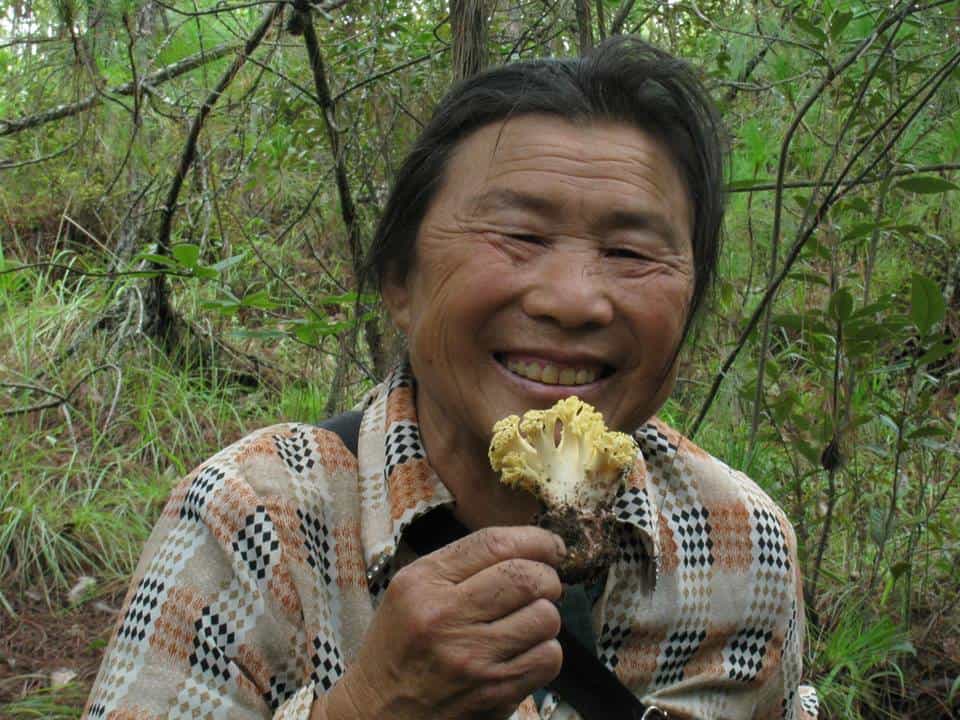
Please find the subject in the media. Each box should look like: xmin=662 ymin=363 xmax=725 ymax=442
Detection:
xmin=536 ymin=505 xmax=619 ymax=585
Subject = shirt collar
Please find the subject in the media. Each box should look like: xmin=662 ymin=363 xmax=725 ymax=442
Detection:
xmin=358 ymin=363 xmax=664 ymax=586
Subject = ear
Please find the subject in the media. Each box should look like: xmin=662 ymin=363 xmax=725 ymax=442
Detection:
xmin=381 ymin=267 xmax=412 ymax=335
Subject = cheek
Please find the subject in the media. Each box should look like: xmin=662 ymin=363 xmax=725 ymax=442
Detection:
xmin=623 ymin=276 xmax=692 ymax=339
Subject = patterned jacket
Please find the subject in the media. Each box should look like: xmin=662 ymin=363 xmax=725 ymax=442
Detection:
xmin=83 ymin=365 xmax=819 ymax=719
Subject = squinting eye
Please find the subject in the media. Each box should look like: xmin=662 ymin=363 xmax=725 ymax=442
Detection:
xmin=606 ymin=247 xmax=644 ymax=259
xmin=508 ymin=233 xmax=544 ymax=245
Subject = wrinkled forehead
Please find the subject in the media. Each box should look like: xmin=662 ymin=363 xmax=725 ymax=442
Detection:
xmin=439 ymin=113 xmax=694 ymax=212
xmin=433 ymin=114 xmax=695 ymax=239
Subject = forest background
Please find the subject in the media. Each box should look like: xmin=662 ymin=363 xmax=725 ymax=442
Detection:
xmin=0 ymin=0 xmax=958 ymax=716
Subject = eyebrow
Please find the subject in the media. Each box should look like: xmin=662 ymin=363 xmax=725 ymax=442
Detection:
xmin=470 ymin=187 xmax=683 ymax=251
xmin=470 ymin=188 xmax=561 ymax=216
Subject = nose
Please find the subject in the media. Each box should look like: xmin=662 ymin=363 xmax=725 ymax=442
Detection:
xmin=521 ymin=251 xmax=614 ymax=329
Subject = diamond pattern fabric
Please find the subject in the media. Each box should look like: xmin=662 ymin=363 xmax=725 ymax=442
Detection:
xmin=83 ymin=364 xmax=817 ymax=719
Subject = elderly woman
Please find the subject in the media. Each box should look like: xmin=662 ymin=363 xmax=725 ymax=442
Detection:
xmin=84 ymin=37 xmax=817 ymax=720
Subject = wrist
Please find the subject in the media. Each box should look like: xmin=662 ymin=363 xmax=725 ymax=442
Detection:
xmin=313 ymin=669 xmax=376 ymax=720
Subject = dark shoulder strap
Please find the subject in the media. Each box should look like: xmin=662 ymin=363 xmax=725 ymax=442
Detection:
xmin=405 ymin=509 xmax=649 ymax=720
xmin=317 ymin=410 xmax=363 ymax=456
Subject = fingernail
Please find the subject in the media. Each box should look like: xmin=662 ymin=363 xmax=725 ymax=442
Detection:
xmin=555 ymin=535 xmax=568 ymax=557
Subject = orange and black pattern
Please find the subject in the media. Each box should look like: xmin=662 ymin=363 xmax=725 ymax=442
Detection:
xmin=83 ymin=365 xmax=818 ymax=719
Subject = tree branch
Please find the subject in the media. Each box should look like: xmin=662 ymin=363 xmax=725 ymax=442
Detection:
xmin=146 ymin=3 xmax=283 ymax=346
xmin=0 ymin=42 xmax=241 ymax=137
xmin=727 ymin=162 xmax=960 ymax=193
xmin=609 ymin=0 xmax=638 ymax=35
xmin=155 ymin=4 xmax=283 ymax=258
xmin=332 ymin=49 xmax=447 ymax=103
xmin=1 ymin=365 xmax=119 ymax=418
xmin=689 ymin=45 xmax=960 ymax=438
xmin=294 ymin=0 xmax=387 ymax=393
xmin=747 ymin=0 xmax=912 ymax=453
xmin=0 ymin=139 xmax=82 ymax=170
xmin=574 ymin=0 xmax=593 ymax=54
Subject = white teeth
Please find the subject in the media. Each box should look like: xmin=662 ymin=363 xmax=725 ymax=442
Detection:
xmin=524 ymin=362 xmax=543 ymax=381
xmin=504 ymin=358 xmax=601 ymax=386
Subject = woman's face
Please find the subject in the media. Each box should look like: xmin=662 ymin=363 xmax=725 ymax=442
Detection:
xmin=384 ymin=114 xmax=694 ymax=449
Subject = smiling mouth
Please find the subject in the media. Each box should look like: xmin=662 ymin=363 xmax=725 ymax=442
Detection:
xmin=495 ymin=353 xmax=612 ymax=386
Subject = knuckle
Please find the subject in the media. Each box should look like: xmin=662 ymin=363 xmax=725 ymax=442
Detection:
xmin=408 ymin=603 xmax=448 ymax=643
xmin=500 ymin=559 xmax=555 ymax=600
xmin=478 ymin=526 xmax=517 ymax=560
xmin=386 ymin=563 xmax=420 ymax=596
xmin=441 ymin=643 xmax=489 ymax=680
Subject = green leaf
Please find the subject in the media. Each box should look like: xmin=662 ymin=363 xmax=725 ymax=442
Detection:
xmin=895 ymin=176 xmax=959 ymax=193
xmin=889 ymin=560 xmax=910 ymax=580
xmin=910 ymin=274 xmax=946 ymax=335
xmin=788 ymin=270 xmax=830 ymax=287
xmin=774 ymin=313 xmax=806 ymax=331
xmin=240 ymin=290 xmax=280 ymax=310
xmin=948 ymin=675 xmax=960 ymax=705
xmin=842 ymin=221 xmax=883 ymax=242
xmin=193 ymin=266 xmax=218 ymax=280
xmin=829 ymin=10 xmax=853 ymax=39
xmin=794 ymin=17 xmax=828 ymax=45
xmin=869 ymin=506 xmax=892 ymax=546
xmin=877 ymin=414 xmax=900 ymax=434
xmin=917 ymin=338 xmax=957 ymax=367
xmin=907 ymin=424 xmax=948 ymax=440
xmin=229 ymin=328 xmax=287 ymax=340
xmin=201 ymin=299 xmax=240 ymax=315
xmin=844 ymin=197 xmax=872 ymax=214
xmin=796 ymin=439 xmax=821 ymax=466
xmin=828 ymin=288 xmax=854 ymax=323
xmin=140 ymin=253 xmax=179 ymax=268
xmin=209 ymin=253 xmax=246 ymax=273
xmin=172 ymin=243 xmax=200 ymax=268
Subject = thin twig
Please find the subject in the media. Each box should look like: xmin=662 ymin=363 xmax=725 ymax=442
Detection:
xmin=746 ymin=0 xmax=911 ymax=454
xmin=0 ymin=263 xmax=192 ymax=279
xmin=727 ymin=162 xmax=960 ymax=193
xmin=333 ymin=49 xmax=448 ymax=103
xmin=0 ymin=139 xmax=81 ymax=170
xmin=609 ymin=0 xmax=638 ymax=35
xmin=155 ymin=3 xmax=283 ymax=258
xmin=1 ymin=364 xmax=119 ymax=418
xmin=0 ymin=42 xmax=241 ymax=137
xmin=690 ymin=46 xmax=960 ymax=438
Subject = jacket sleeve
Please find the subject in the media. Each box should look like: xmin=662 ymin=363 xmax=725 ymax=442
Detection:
xmin=82 ymin=426 xmax=342 ymax=720
xmin=753 ymin=516 xmax=819 ymax=720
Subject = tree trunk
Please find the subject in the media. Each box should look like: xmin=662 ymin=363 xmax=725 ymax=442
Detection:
xmin=450 ymin=0 xmax=489 ymax=81
xmin=574 ymin=0 xmax=593 ymax=54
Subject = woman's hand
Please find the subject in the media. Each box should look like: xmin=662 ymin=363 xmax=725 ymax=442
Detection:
xmin=322 ymin=525 xmax=565 ymax=720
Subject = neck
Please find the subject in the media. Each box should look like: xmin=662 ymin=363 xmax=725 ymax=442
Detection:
xmin=415 ymin=387 xmax=540 ymax=531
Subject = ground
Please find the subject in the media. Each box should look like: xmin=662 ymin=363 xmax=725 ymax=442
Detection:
xmin=0 ymin=585 xmax=124 ymax=718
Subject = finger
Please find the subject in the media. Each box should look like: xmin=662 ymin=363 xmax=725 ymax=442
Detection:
xmin=457 ymin=559 xmax=562 ymax=621
xmin=484 ymin=598 xmax=562 ymax=662
xmin=427 ymin=526 xmax=567 ymax=584
xmin=471 ymin=639 xmax=563 ymax=712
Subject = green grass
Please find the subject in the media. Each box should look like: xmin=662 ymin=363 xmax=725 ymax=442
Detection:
xmin=0 ymin=267 xmax=287 ymax=607
xmin=0 ymin=678 xmax=88 ymax=719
